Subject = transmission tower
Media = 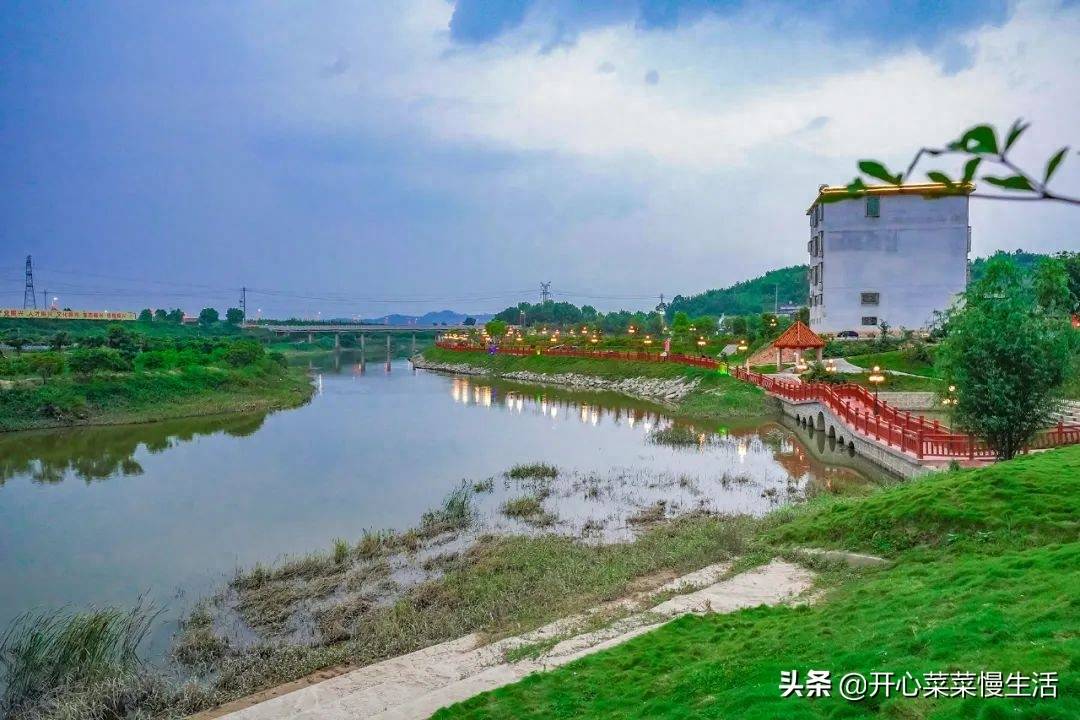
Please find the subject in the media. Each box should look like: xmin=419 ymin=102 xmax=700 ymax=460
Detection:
xmin=239 ymin=286 xmax=247 ymax=320
xmin=539 ymin=281 xmax=551 ymax=305
xmin=23 ymin=255 xmax=37 ymax=309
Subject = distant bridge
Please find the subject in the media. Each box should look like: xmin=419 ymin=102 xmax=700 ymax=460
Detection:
xmin=244 ymin=322 xmax=465 ymax=356
xmin=244 ymin=323 xmax=468 ymax=334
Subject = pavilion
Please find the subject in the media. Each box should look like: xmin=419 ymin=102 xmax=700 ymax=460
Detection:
xmin=770 ymin=321 xmax=825 ymax=371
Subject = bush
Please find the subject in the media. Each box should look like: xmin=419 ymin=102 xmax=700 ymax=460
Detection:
xmin=135 ymin=351 xmax=167 ymax=371
xmin=27 ymin=352 xmax=65 ymax=382
xmin=900 ymin=337 xmax=934 ymax=364
xmin=67 ymin=348 xmax=131 ymax=375
xmin=802 ymin=362 xmax=844 ymax=384
xmin=268 ymin=351 xmax=288 ymax=368
xmin=224 ymin=340 xmax=264 ymax=368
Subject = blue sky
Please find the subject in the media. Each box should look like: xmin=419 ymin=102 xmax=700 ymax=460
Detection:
xmin=2 ymin=0 xmax=1078 ymax=317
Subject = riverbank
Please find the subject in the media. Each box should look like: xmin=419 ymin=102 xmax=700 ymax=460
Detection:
xmin=416 ymin=346 xmax=770 ymax=420
xmin=7 ymin=445 xmax=1070 ymax=719
xmin=435 ymin=445 xmax=1080 ymax=719
xmin=0 ymin=362 xmax=313 ymax=432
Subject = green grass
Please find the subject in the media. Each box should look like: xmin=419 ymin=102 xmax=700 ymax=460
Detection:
xmin=0 ymin=361 xmax=312 ymax=432
xmin=434 ymin=446 xmax=1080 ymax=720
xmin=846 ymin=350 xmax=939 ymax=378
xmin=421 ymin=347 xmax=769 ymax=420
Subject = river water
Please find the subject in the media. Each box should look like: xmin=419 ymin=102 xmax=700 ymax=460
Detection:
xmin=0 ymin=354 xmax=887 ymax=650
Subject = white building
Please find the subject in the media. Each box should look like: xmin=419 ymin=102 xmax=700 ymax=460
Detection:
xmin=806 ymin=183 xmax=971 ymax=335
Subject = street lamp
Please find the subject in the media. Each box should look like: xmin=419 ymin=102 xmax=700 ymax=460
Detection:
xmin=696 ymin=336 xmax=706 ymax=347
xmin=868 ymin=365 xmax=886 ymax=414
xmin=643 ymin=334 xmax=653 ymax=345
xmin=628 ymin=325 xmax=636 ymax=334
xmin=737 ymin=339 xmax=748 ymax=352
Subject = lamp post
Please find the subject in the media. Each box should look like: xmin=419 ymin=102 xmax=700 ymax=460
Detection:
xmin=868 ymin=365 xmax=885 ymax=415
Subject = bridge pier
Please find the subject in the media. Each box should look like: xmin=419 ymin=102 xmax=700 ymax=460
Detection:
xmin=386 ymin=335 xmax=392 ymax=372
xmin=359 ymin=334 xmax=366 ymax=373
xmin=411 ymin=333 xmax=416 ymax=357
xmin=308 ymin=331 xmax=314 ymax=344
xmin=334 ymin=332 xmax=340 ymax=350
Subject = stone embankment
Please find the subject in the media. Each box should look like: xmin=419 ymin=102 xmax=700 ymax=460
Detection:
xmin=411 ymin=357 xmax=699 ymax=404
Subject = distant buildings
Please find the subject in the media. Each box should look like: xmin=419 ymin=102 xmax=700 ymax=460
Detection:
xmin=806 ymin=183 xmax=971 ymax=335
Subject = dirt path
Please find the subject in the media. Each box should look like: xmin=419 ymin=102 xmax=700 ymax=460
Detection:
xmin=211 ymin=559 xmax=814 ymax=720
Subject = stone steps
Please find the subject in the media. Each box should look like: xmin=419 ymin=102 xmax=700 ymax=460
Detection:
xmin=219 ymin=560 xmax=815 ymax=720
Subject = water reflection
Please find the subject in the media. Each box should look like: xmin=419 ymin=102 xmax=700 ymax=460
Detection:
xmin=449 ymin=376 xmax=670 ymax=430
xmin=0 ymin=413 xmax=268 ymax=485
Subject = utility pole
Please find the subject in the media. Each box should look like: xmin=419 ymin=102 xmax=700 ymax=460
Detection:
xmin=23 ymin=255 xmax=37 ymax=309
xmin=41 ymin=289 xmax=48 ymax=308
xmin=540 ymin=281 xmax=551 ymax=305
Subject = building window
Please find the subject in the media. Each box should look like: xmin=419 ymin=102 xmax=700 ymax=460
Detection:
xmin=861 ymin=316 xmax=878 ymax=326
xmin=866 ymin=196 xmax=880 ymax=217
xmin=860 ymin=292 xmax=880 ymax=306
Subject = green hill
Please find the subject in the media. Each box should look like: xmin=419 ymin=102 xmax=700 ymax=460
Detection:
xmin=667 ymin=265 xmax=808 ymax=318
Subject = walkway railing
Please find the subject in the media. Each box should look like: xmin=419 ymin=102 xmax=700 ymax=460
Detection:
xmin=731 ymin=366 xmax=1080 ymax=460
xmin=433 ymin=340 xmax=1079 ymax=460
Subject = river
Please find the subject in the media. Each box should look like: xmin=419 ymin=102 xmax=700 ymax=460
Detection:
xmin=0 ymin=353 xmax=889 ymax=652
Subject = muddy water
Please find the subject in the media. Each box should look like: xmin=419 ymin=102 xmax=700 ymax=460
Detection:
xmin=0 ymin=354 xmax=887 ymax=651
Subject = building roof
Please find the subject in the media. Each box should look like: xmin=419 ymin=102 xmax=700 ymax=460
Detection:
xmin=772 ymin=320 xmax=825 ymax=349
xmin=806 ymin=181 xmax=974 ymax=215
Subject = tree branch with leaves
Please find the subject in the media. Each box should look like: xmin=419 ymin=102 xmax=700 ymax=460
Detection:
xmin=842 ymin=120 xmax=1077 ymax=205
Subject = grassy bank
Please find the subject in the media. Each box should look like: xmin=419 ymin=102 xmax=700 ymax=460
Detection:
xmin=0 ymin=361 xmax=312 ymax=432
xmin=435 ymin=446 xmax=1080 ymax=719
xmin=420 ymin=346 xmax=769 ymax=420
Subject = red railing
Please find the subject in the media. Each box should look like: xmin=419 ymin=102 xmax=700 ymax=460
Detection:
xmin=732 ymin=366 xmax=1079 ymax=460
xmin=433 ymin=340 xmax=1078 ymax=460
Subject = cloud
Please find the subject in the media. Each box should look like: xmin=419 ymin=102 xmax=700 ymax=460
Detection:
xmin=446 ymin=0 xmax=1012 ymax=56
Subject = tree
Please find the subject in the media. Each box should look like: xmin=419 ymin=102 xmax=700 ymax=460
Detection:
xmin=1056 ymin=251 xmax=1080 ymax=312
xmin=4 ymin=331 xmax=27 ymax=355
xmin=154 ymin=308 xmax=168 ymax=322
xmin=50 ymin=332 xmax=70 ymax=353
xmin=166 ymin=308 xmax=184 ymax=323
xmin=484 ymin=319 xmax=508 ymax=338
xmin=463 ymin=317 xmax=476 ymax=326
xmin=28 ymin=352 xmax=64 ymax=383
xmin=843 ymin=120 xmax=1076 ymax=206
xmin=1032 ymin=257 xmax=1071 ymax=315
xmin=198 ymin=307 xmax=220 ymax=325
xmin=671 ymin=312 xmax=690 ymax=335
xmin=936 ymin=256 xmax=1077 ymax=459
xmin=794 ymin=306 xmax=810 ymax=325
xmin=138 ymin=308 xmax=154 ymax=322
xmin=225 ymin=307 xmax=245 ymax=325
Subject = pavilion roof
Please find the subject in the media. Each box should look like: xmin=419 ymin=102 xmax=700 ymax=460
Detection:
xmin=772 ymin=321 xmax=825 ymax=349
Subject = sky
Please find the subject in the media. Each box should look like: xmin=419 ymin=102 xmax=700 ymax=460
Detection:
xmin=2 ymin=0 xmax=1078 ymax=318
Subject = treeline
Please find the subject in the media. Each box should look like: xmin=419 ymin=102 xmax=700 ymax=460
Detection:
xmin=1 ymin=324 xmax=282 ymax=382
xmin=136 ymin=307 xmax=245 ymax=324
xmin=491 ymin=302 xmax=666 ymax=335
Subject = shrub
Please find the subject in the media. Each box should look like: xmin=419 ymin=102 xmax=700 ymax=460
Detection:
xmin=268 ymin=351 xmax=288 ymax=368
xmin=67 ymin=347 xmax=131 ymax=375
xmin=224 ymin=340 xmax=264 ymax=368
xmin=802 ymin=362 xmax=844 ymax=384
xmin=135 ymin=351 xmax=167 ymax=371
xmin=27 ymin=352 xmax=64 ymax=382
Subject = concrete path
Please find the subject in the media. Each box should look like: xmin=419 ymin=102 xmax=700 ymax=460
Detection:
xmin=215 ymin=559 xmax=814 ymax=720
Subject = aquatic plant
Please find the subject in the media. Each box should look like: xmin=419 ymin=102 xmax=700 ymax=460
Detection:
xmin=506 ymin=463 xmax=558 ymax=480
xmin=0 ymin=602 xmax=159 ymax=714
xmin=421 ymin=481 xmax=475 ymax=533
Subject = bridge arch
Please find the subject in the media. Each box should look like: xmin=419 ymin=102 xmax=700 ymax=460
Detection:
xmin=816 ymin=411 xmax=825 ymax=431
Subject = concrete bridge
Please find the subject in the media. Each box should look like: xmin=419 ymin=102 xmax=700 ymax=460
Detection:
xmin=244 ymin=323 xmax=463 ymax=351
